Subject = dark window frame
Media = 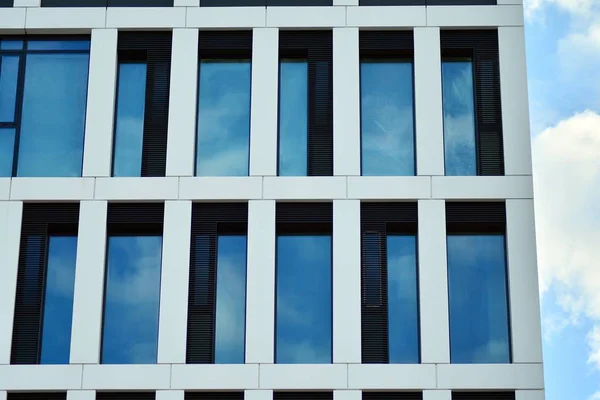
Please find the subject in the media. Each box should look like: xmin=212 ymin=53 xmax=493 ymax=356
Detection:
xmin=41 ymin=0 xmax=173 ymax=7
xmin=363 ymin=393 xmax=423 ymax=400
xmin=452 ymin=392 xmax=515 ymax=400
xmin=200 ymin=0 xmax=332 ymax=6
xmin=358 ymin=0 xmax=495 ymax=5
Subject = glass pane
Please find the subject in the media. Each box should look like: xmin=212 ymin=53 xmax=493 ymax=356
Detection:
xmin=278 ymin=61 xmax=308 ymax=176
xmin=276 ymin=235 xmax=332 ymax=363
xmin=40 ymin=236 xmax=77 ymax=365
xmin=0 ymin=128 xmax=15 ymax=176
xmin=361 ymin=61 xmax=415 ymax=176
xmin=17 ymin=53 xmax=89 ymax=177
xmin=215 ymin=235 xmax=247 ymax=364
xmin=447 ymin=235 xmax=510 ymax=363
xmin=102 ymin=236 xmax=162 ymax=364
xmin=27 ymin=40 xmax=90 ymax=51
xmin=387 ymin=235 xmax=419 ymax=363
xmin=113 ymin=63 xmax=147 ymax=177
xmin=442 ymin=60 xmax=477 ymax=176
xmin=1 ymin=40 xmax=23 ymax=50
xmin=0 ymin=56 xmax=19 ymax=122
xmin=196 ymin=60 xmax=251 ymax=176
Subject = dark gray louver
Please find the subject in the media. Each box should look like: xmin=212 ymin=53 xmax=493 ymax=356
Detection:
xmin=363 ymin=393 xmax=423 ymax=400
xmin=97 ymin=393 xmax=156 ymax=400
xmin=445 ymin=201 xmax=506 ymax=234
xmin=41 ymin=0 xmax=173 ymax=6
xmin=275 ymin=393 xmax=333 ymax=400
xmin=453 ymin=393 xmax=515 ymax=400
xmin=186 ymin=393 xmax=244 ymax=400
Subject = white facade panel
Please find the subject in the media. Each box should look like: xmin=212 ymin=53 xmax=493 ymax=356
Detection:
xmin=346 ymin=6 xmax=426 ymax=27
xmin=347 ymin=176 xmax=431 ymax=199
xmin=13 ymin=0 xmax=41 ymax=6
xmin=266 ymin=6 xmax=345 ymax=28
xmin=25 ymin=7 xmax=106 ymax=32
xmin=187 ymin=7 xmax=267 ymax=28
xmin=436 ymin=364 xmax=545 ymax=390
xmin=431 ymin=175 xmax=534 ymax=199
xmin=81 ymin=365 xmax=171 ymax=390
xmin=347 ymin=364 xmax=436 ymax=389
xmin=0 ymin=365 xmax=83 ymax=390
xmin=516 ymin=391 xmax=545 ymax=400
xmin=259 ymin=364 xmax=347 ymax=389
xmin=0 ymin=179 xmax=9 ymax=200
xmin=179 ymin=177 xmax=262 ymax=200
xmin=94 ymin=177 xmax=179 ymax=200
xmin=263 ymin=177 xmax=346 ymax=200
xmin=10 ymin=178 xmax=95 ymax=201
xmin=106 ymin=7 xmax=186 ymax=29
xmin=171 ymin=364 xmax=259 ymax=389
xmin=67 ymin=391 xmax=94 ymax=400
xmin=423 ymin=391 xmax=451 ymax=400
xmin=426 ymin=5 xmax=525 ymax=27
xmin=0 ymin=8 xmax=25 ymax=32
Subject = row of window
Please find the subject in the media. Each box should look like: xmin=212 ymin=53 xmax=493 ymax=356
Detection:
xmin=11 ymin=201 xmax=510 ymax=366
xmin=0 ymin=30 xmax=503 ymax=178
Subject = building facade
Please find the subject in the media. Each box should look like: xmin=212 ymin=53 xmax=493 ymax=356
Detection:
xmin=0 ymin=0 xmax=543 ymax=400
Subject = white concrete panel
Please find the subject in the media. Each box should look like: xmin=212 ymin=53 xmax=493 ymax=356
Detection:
xmin=414 ymin=27 xmax=444 ymax=176
xmin=436 ymin=364 xmax=544 ymax=389
xmin=82 ymin=29 xmax=118 ymax=178
xmin=423 ymin=391 xmax=451 ymax=400
xmin=67 ymin=390 xmax=94 ymax=400
xmin=25 ymin=8 xmax=106 ymax=32
xmin=263 ymin=177 xmax=346 ymax=200
xmin=0 ymin=179 xmax=9 ymax=200
xmin=334 ymin=0 xmax=357 ymax=4
xmin=157 ymin=390 xmax=184 ymax=400
xmin=266 ymin=6 xmax=345 ymax=28
xmin=426 ymin=5 xmax=524 ymax=27
xmin=0 ymin=202 xmax=22 ymax=365
xmin=333 ymin=200 xmax=361 ymax=363
xmin=14 ymin=0 xmax=41 ymax=6
xmin=431 ymin=176 xmax=533 ymax=199
xmin=175 ymin=0 xmax=198 ymax=5
xmin=507 ymin=200 xmax=543 ymax=363
xmin=249 ymin=28 xmax=279 ymax=177
xmin=166 ymin=28 xmax=199 ymax=177
xmin=418 ymin=199 xmax=450 ymax=363
xmin=94 ymin=177 xmax=179 ymax=200
xmin=10 ymin=178 xmax=95 ymax=200
xmin=334 ymin=390 xmax=360 ymax=400
xmin=348 ymin=364 xmax=436 ymax=389
xmin=0 ymin=8 xmax=25 ymax=32
xmin=0 ymin=365 xmax=83 ymax=390
xmin=179 ymin=177 xmax=263 ymax=200
xmin=499 ymin=27 xmax=533 ymax=175
xmin=157 ymin=201 xmax=192 ymax=364
xmin=81 ymin=365 xmax=171 ymax=390
xmin=259 ymin=364 xmax=347 ymax=389
xmin=245 ymin=201 xmax=276 ymax=363
xmin=0 ymin=392 xmax=5 ymax=400
xmin=516 ymin=391 xmax=545 ymax=400
xmin=187 ymin=7 xmax=266 ymax=28
xmin=245 ymin=390 xmax=273 ymax=400
xmin=346 ymin=6 xmax=426 ymax=27
xmin=333 ymin=28 xmax=360 ymax=177
xmin=70 ymin=201 xmax=107 ymax=364
xmin=171 ymin=364 xmax=260 ymax=389
xmin=499 ymin=0 xmax=522 ymax=4
xmin=106 ymin=7 xmax=186 ymax=28
xmin=347 ymin=176 xmax=431 ymax=199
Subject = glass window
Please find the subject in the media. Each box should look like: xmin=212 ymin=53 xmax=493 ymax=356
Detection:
xmin=27 ymin=40 xmax=90 ymax=51
xmin=113 ymin=63 xmax=147 ymax=177
xmin=387 ymin=235 xmax=419 ymax=363
xmin=17 ymin=52 xmax=89 ymax=177
xmin=0 ymin=128 xmax=15 ymax=176
xmin=102 ymin=236 xmax=162 ymax=364
xmin=196 ymin=60 xmax=251 ymax=176
xmin=447 ymin=235 xmax=510 ymax=363
xmin=214 ymin=235 xmax=247 ymax=364
xmin=361 ymin=61 xmax=415 ymax=176
xmin=0 ymin=40 xmax=23 ymax=51
xmin=276 ymin=235 xmax=332 ymax=363
xmin=278 ymin=60 xmax=308 ymax=176
xmin=442 ymin=60 xmax=477 ymax=176
xmin=40 ymin=236 xmax=77 ymax=364
xmin=0 ymin=55 xmax=19 ymax=122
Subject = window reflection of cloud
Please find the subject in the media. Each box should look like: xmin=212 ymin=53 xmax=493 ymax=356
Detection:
xmin=196 ymin=61 xmax=251 ymax=176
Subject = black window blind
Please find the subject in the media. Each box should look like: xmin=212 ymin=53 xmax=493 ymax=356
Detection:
xmin=107 ymin=203 xmax=164 ymax=236
xmin=186 ymin=393 xmax=244 ymax=400
xmin=275 ymin=393 xmax=333 ymax=400
xmin=363 ymin=393 xmax=423 ymax=400
xmin=441 ymin=30 xmax=504 ymax=176
xmin=359 ymin=0 xmax=495 ymax=5
xmin=279 ymin=31 xmax=333 ymax=177
xmin=41 ymin=0 xmax=173 ymax=6
xmin=445 ymin=202 xmax=506 ymax=234
xmin=11 ymin=203 xmax=80 ymax=365
xmin=453 ymin=393 xmax=515 ymax=400
xmin=361 ymin=202 xmax=418 ymax=363
xmin=187 ymin=203 xmax=248 ymax=364
xmin=116 ymin=32 xmax=172 ymax=177
xmin=276 ymin=202 xmax=333 ymax=235
xmin=97 ymin=393 xmax=156 ymax=400
xmin=200 ymin=0 xmax=332 ymax=6
xmin=9 ymin=394 xmax=67 ymax=400
xmin=199 ymin=31 xmax=252 ymax=59
xmin=360 ymin=30 xmax=414 ymax=57
xmin=0 ymin=0 xmax=13 ymax=6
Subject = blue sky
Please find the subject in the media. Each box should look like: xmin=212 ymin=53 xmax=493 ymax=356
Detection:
xmin=524 ymin=0 xmax=600 ymax=399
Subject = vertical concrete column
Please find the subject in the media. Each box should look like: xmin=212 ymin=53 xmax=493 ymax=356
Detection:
xmin=246 ymin=391 xmax=273 ymax=400
xmin=334 ymin=391 xmax=361 ymax=400
xmin=506 ymin=199 xmax=543 ymax=363
xmin=82 ymin=29 xmax=118 ymax=178
xmin=333 ymin=28 xmax=360 ymax=176
xmin=13 ymin=0 xmax=41 ymax=6
xmin=249 ymin=28 xmax=279 ymax=176
xmin=245 ymin=200 xmax=276 ymax=363
xmin=499 ymin=26 xmax=533 ymax=175
xmin=423 ymin=391 xmax=451 ymax=400
xmin=418 ymin=200 xmax=450 ymax=363
xmin=157 ymin=201 xmax=192 ymax=363
xmin=166 ymin=29 xmax=199 ymax=177
xmin=0 ymin=202 xmax=23 ymax=364
xmin=70 ymin=201 xmax=108 ymax=364
xmin=414 ymin=27 xmax=444 ymax=176
xmin=515 ymin=391 xmax=545 ymax=400
xmin=157 ymin=390 xmax=184 ymax=400
xmin=67 ymin=391 xmax=95 ymax=400
xmin=333 ymin=200 xmax=361 ymax=363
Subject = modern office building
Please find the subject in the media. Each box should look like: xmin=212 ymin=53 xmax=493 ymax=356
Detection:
xmin=0 ymin=0 xmax=543 ymax=400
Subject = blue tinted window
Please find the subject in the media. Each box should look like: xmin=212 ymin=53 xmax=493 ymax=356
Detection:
xmin=0 ymin=56 xmax=19 ymax=122
xmin=278 ymin=61 xmax=308 ymax=176
xmin=102 ymin=236 xmax=162 ymax=364
xmin=0 ymin=128 xmax=15 ymax=176
xmin=40 ymin=236 xmax=77 ymax=364
xmin=113 ymin=63 xmax=147 ymax=177
xmin=17 ymin=53 xmax=89 ymax=177
xmin=387 ymin=235 xmax=419 ymax=363
xmin=215 ymin=235 xmax=247 ymax=364
xmin=442 ymin=60 xmax=477 ymax=176
xmin=196 ymin=60 xmax=251 ymax=176
xmin=276 ymin=235 xmax=332 ymax=363
xmin=361 ymin=61 xmax=415 ymax=176
xmin=27 ymin=40 xmax=90 ymax=51
xmin=447 ymin=235 xmax=510 ymax=363
xmin=1 ymin=40 xmax=23 ymax=51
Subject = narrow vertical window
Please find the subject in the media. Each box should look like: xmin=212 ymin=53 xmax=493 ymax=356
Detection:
xmin=0 ymin=45 xmax=20 ymax=176
xmin=442 ymin=59 xmax=477 ymax=176
xmin=278 ymin=60 xmax=308 ymax=176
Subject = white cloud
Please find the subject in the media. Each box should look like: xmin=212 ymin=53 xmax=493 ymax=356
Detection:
xmin=589 ymin=391 xmax=600 ymax=400
xmin=525 ymin=0 xmax=595 ymax=17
